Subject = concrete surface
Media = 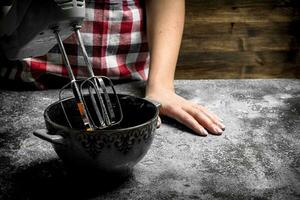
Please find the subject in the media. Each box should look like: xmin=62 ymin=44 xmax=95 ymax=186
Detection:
xmin=0 ymin=79 xmax=299 ymax=200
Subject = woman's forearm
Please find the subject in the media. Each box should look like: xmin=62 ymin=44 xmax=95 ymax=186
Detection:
xmin=144 ymin=0 xmax=225 ymax=136
xmin=145 ymin=0 xmax=185 ymax=92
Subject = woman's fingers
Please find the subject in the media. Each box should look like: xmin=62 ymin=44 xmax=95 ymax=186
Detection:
xmin=191 ymin=103 xmax=221 ymax=121
xmin=165 ymin=106 xmax=208 ymax=136
xmin=146 ymin=89 xmax=225 ymax=136
xmin=184 ymin=106 xmax=223 ymax=135
xmin=190 ymin=103 xmax=225 ymax=130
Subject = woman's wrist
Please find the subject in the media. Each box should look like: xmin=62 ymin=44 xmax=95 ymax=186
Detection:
xmin=146 ymin=77 xmax=175 ymax=96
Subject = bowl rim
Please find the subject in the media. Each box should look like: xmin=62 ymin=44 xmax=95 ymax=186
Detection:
xmin=44 ymin=94 xmax=159 ymax=134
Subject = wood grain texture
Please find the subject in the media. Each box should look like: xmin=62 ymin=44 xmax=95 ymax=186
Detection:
xmin=176 ymin=0 xmax=300 ymax=79
xmin=181 ymin=35 xmax=297 ymax=52
xmin=183 ymin=22 xmax=299 ymax=37
xmin=175 ymin=65 xmax=300 ymax=79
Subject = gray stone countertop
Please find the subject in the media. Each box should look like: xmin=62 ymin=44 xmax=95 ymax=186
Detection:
xmin=0 ymin=79 xmax=299 ymax=200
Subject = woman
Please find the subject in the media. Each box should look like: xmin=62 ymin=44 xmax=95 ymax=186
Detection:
xmin=0 ymin=0 xmax=225 ymax=136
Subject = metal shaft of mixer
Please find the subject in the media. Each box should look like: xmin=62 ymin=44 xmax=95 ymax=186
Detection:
xmin=53 ymin=29 xmax=93 ymax=131
xmin=73 ymin=26 xmax=116 ymax=125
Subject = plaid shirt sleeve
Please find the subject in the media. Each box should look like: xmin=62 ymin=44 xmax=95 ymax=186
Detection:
xmin=0 ymin=0 xmax=149 ymax=89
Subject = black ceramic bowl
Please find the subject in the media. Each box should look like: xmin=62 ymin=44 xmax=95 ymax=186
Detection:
xmin=34 ymin=94 xmax=159 ymax=174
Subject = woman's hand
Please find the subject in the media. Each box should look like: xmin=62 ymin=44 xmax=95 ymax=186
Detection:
xmin=145 ymin=0 xmax=225 ymax=136
xmin=146 ymin=86 xmax=225 ymax=136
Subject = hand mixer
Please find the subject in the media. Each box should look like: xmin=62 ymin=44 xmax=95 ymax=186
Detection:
xmin=0 ymin=0 xmax=123 ymax=131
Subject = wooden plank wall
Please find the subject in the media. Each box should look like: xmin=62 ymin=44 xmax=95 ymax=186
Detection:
xmin=175 ymin=0 xmax=300 ymax=79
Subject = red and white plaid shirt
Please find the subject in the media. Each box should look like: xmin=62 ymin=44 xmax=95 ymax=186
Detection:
xmin=0 ymin=0 xmax=149 ymax=89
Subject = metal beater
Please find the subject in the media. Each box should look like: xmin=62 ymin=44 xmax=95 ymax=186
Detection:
xmin=54 ymin=26 xmax=123 ymax=131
